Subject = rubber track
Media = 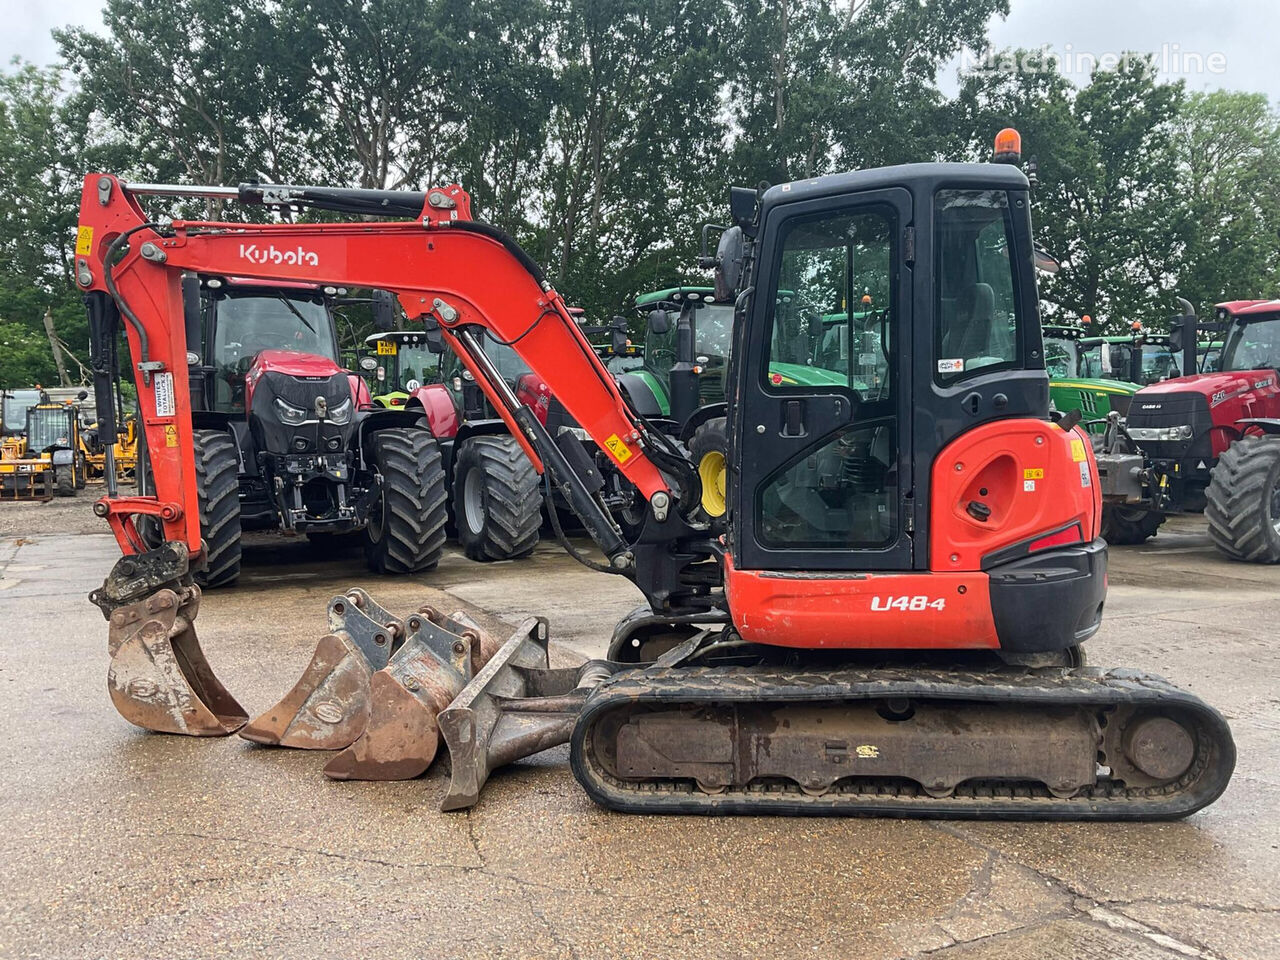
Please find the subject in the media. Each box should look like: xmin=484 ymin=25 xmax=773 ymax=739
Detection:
xmin=1205 ymin=435 xmax=1280 ymax=562
xmin=365 ymin=428 xmax=448 ymax=574
xmin=570 ymin=665 xmax=1236 ymax=820
xmin=455 ymin=434 xmax=540 ymax=562
xmin=192 ymin=429 xmax=243 ymax=587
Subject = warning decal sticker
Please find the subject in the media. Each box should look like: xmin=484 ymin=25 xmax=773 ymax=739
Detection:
xmin=604 ymin=433 xmax=633 ymax=463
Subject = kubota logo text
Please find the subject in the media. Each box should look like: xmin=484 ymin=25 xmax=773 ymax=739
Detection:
xmin=239 ymin=242 xmax=319 ymax=267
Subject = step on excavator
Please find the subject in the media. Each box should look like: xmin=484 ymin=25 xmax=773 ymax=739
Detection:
xmin=75 ymin=145 xmax=1236 ymax=817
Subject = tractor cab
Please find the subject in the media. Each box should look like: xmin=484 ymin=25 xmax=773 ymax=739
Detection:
xmin=1216 ymin=301 xmax=1280 ymax=375
xmin=1078 ymin=333 xmax=1179 ymax=385
xmin=2 ymin=388 xmax=42 ymax=438
xmin=193 ymin=277 xmax=348 ymax=416
xmin=363 ymin=330 xmax=440 ymax=408
xmin=630 ymin=286 xmax=734 ymax=423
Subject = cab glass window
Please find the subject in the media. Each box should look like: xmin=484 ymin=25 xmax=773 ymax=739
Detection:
xmin=766 ymin=206 xmax=894 ymax=401
xmin=1043 ymin=337 xmax=1076 ymax=378
xmin=935 ymin=190 xmax=1022 ymax=383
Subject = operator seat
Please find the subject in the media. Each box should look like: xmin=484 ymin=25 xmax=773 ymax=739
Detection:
xmin=945 ymin=282 xmax=997 ymax=362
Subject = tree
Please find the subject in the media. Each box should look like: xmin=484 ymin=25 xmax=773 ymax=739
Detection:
xmin=724 ymin=0 xmax=1009 ymax=185
xmin=1174 ymin=90 xmax=1280 ymax=311
xmin=57 ymin=0 xmax=319 ymax=215
xmin=0 ymin=60 xmax=98 ymax=387
xmin=955 ymin=52 xmax=1187 ymax=330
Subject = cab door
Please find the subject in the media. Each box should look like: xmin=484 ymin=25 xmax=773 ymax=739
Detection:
xmin=731 ymin=189 xmax=913 ymax=571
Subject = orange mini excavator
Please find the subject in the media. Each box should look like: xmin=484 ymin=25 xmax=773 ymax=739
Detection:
xmin=75 ymin=154 xmax=1234 ymax=817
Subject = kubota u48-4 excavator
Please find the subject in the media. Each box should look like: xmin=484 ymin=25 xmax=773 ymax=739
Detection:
xmin=75 ymin=150 xmax=1235 ymax=817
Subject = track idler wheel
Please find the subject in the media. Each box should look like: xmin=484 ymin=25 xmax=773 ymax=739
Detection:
xmin=91 ymin=542 xmax=248 ymax=736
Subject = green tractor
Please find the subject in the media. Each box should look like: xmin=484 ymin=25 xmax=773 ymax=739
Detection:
xmin=1043 ymin=324 xmax=1143 ymax=431
xmin=1043 ymin=323 xmax=1185 ymax=543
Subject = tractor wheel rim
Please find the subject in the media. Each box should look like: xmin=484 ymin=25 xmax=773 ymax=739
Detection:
xmin=698 ymin=450 xmax=727 ymax=518
xmin=463 ymin=468 xmax=486 ymax=535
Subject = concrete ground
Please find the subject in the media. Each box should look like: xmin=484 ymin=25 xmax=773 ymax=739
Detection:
xmin=1 ymin=494 xmax=1277 ymax=959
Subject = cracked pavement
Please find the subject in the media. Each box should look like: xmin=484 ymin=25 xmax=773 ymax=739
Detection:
xmin=0 ymin=505 xmax=1277 ymax=959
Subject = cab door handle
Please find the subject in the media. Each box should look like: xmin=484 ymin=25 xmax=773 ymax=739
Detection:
xmin=782 ymin=399 xmax=805 ymax=437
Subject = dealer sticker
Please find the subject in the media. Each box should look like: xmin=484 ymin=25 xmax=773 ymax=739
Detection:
xmin=937 ymin=358 xmax=964 ymax=374
xmin=154 ymin=372 xmax=176 ymax=418
xmin=604 ymin=433 xmax=632 ymax=463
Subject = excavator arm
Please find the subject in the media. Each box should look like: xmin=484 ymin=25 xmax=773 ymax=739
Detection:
xmin=76 ymin=174 xmax=682 ymax=569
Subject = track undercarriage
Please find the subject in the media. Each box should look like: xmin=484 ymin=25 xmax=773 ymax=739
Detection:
xmin=93 ymin=545 xmax=1234 ymax=820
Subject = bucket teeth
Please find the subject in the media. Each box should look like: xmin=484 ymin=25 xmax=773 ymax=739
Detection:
xmin=93 ymin=544 xmax=248 ymax=736
xmin=239 ymin=591 xmax=404 ymax=749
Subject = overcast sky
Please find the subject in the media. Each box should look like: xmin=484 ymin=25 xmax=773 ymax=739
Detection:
xmin=3 ymin=0 xmax=1276 ymax=103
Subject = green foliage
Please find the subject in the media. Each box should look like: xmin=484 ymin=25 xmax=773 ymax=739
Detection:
xmin=0 ymin=3 xmax=1272 ymax=363
xmin=956 ymin=53 xmax=1280 ymax=331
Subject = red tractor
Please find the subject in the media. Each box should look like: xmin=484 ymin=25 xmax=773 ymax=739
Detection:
xmin=1095 ymin=298 xmax=1280 ymax=559
xmin=125 ymin=275 xmax=448 ymax=585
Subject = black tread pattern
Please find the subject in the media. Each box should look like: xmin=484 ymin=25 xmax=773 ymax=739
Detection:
xmin=364 ymin=428 xmax=449 ymax=574
xmin=1099 ymin=505 xmax=1165 ymax=545
xmin=453 ymin=434 xmax=541 ymax=562
xmin=1205 ymin=435 xmax=1280 ymax=563
xmin=192 ymin=429 xmax=243 ymax=587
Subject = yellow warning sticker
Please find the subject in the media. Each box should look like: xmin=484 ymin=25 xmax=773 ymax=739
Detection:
xmin=855 ymin=745 xmax=880 ymax=759
xmin=1023 ymin=468 xmax=1045 ymax=480
xmin=604 ymin=433 xmax=632 ymax=463
xmin=1070 ymin=438 xmax=1087 ymax=462
xmin=75 ymin=226 xmax=94 ymax=256
xmin=164 ymin=424 xmax=179 ymax=447
xmin=376 ymin=339 xmax=398 ymax=355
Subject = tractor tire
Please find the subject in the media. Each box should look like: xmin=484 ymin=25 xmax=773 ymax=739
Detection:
xmin=453 ymin=434 xmax=541 ymax=562
xmin=193 ymin=429 xmax=243 ymax=588
xmin=1205 ymin=435 xmax=1280 ymax=563
xmin=364 ymin=428 xmax=449 ymax=574
xmin=1100 ymin=504 xmax=1165 ymax=545
xmin=55 ymin=468 xmax=75 ymax=498
xmin=690 ymin=417 xmax=729 ymax=524
xmin=74 ymin=453 xmax=87 ymax=490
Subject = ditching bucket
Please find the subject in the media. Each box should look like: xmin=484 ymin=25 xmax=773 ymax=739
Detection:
xmin=240 ymin=588 xmax=406 ymax=749
xmin=438 ymin=621 xmax=617 ymax=811
xmin=323 ymin=607 xmax=506 ymax=781
xmin=91 ymin=542 xmax=248 ymax=736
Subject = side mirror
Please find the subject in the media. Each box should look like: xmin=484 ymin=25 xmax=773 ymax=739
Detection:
xmin=420 ymin=313 xmax=446 ymax=354
xmin=359 ymin=356 xmax=378 ymax=372
xmin=713 ymin=225 xmax=745 ymax=302
xmin=371 ymin=289 xmax=398 ymax=333
xmin=610 ymin=315 xmax=629 ymax=354
xmin=77 ymin=390 xmax=89 ymax=401
xmin=648 ymin=309 xmax=671 ymax=336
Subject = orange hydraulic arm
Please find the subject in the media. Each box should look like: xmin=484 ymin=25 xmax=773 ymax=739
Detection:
xmin=75 ymin=174 xmax=677 ymax=563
